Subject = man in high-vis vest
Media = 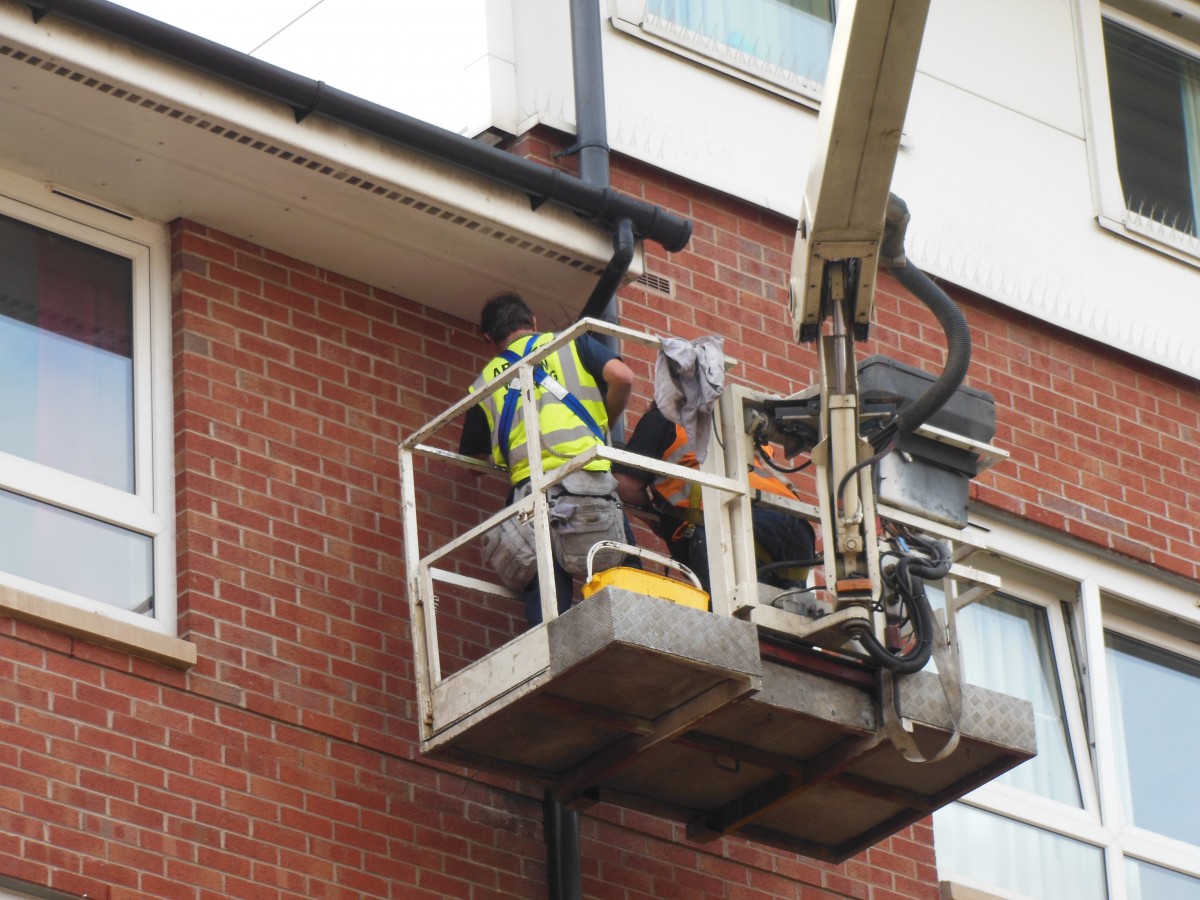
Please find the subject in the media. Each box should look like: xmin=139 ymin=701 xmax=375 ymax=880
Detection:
xmin=459 ymin=292 xmax=634 ymax=625
xmin=615 ymin=404 xmax=817 ymax=597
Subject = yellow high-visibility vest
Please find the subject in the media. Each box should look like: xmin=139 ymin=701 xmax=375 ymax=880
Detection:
xmin=471 ymin=333 xmax=610 ymax=485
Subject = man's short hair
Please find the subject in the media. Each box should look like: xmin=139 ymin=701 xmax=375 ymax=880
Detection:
xmin=480 ymin=292 xmax=536 ymax=345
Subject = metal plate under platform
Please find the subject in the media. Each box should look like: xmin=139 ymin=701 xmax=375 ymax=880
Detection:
xmin=421 ymin=588 xmax=1035 ymax=862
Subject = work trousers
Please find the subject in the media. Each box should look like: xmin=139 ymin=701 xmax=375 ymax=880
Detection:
xmin=663 ymin=507 xmax=815 ymax=594
xmin=522 ymin=514 xmax=639 ymax=627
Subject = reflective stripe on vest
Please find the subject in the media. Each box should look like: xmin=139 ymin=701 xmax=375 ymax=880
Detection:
xmin=650 ymin=425 xmax=701 ymax=511
xmin=652 ymin=424 xmax=798 ymax=511
xmin=470 ymin=332 xmax=610 ymax=484
xmin=497 ymin=338 xmax=604 ymax=462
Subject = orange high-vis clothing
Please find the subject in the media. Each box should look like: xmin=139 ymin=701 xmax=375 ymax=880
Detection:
xmin=650 ymin=423 xmax=798 ymax=515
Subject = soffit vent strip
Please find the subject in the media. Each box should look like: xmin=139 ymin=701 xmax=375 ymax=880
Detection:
xmin=0 ymin=43 xmax=603 ymax=276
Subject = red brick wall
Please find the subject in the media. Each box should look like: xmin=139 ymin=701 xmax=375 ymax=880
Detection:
xmin=1 ymin=132 xmax=1195 ymax=900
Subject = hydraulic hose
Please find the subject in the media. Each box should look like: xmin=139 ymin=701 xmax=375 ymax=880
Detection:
xmin=855 ymin=535 xmax=950 ymax=674
xmin=840 ymin=198 xmax=970 ymax=673
xmin=855 ymin=592 xmax=932 ymax=674
xmin=879 ymin=262 xmax=972 ymax=445
xmin=870 ymin=194 xmax=973 ymax=447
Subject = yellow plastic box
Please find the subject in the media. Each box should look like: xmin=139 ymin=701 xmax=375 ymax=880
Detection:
xmin=581 ymin=542 xmax=709 ymax=610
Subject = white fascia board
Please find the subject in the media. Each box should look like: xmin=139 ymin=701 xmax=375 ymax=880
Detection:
xmin=3 ymin=4 xmax=612 ymax=253
xmin=601 ymin=25 xmax=815 ymax=215
xmin=477 ymin=0 xmax=520 ymax=134
xmin=0 ymin=2 xmax=630 ymax=323
xmin=510 ymin=0 xmax=576 ymax=135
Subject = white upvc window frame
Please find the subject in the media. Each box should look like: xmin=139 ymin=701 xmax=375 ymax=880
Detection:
xmin=1076 ymin=0 xmax=1200 ymax=267
xmin=0 ymin=170 xmax=183 ymax=663
xmin=1085 ymin=589 xmax=1200 ymax=896
xmin=936 ymin=516 xmax=1200 ymax=900
xmin=609 ymin=0 xmax=832 ymax=106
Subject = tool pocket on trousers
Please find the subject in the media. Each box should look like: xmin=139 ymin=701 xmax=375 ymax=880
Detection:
xmin=548 ymin=472 xmax=625 ymax=576
xmin=481 ymin=513 xmax=538 ymax=590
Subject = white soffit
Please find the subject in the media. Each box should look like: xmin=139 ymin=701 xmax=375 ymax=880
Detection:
xmin=0 ymin=3 xmax=629 ymax=326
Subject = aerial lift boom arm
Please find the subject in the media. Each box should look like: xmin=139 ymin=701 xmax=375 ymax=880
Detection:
xmin=787 ymin=0 xmax=932 ymax=615
xmin=791 ymin=0 xmax=929 ymax=342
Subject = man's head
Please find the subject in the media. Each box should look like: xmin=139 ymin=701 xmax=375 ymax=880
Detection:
xmin=480 ymin=292 xmax=536 ymax=347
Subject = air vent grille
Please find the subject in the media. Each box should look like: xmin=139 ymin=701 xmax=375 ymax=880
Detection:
xmin=635 ymin=271 xmax=674 ymax=296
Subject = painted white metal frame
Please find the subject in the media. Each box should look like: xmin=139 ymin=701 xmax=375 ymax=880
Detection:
xmin=401 ymin=315 xmax=1011 ymax=742
xmin=399 ymin=318 xmax=756 ymax=741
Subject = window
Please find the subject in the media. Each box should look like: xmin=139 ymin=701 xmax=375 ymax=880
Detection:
xmin=956 ymin=594 xmax=1083 ymax=808
xmin=1103 ymin=18 xmax=1200 ymax=237
xmin=935 ymin=803 xmax=1107 ymax=899
xmin=0 ymin=176 xmax=175 ymax=638
xmin=1081 ymin=2 xmax=1200 ymax=261
xmin=1127 ymin=860 xmax=1200 ymax=900
xmin=612 ymin=0 xmax=836 ymax=102
xmin=932 ymin=520 xmax=1200 ymax=900
xmin=1105 ymin=632 xmax=1200 ymax=846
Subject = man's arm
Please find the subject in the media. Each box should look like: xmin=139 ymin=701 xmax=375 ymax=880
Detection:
xmin=615 ymin=471 xmax=651 ymax=508
xmin=613 ymin=405 xmax=673 ymax=510
xmin=573 ymin=333 xmax=633 ymax=430
xmin=601 ymin=357 xmax=633 ymax=428
xmin=459 ymin=405 xmax=495 ymax=476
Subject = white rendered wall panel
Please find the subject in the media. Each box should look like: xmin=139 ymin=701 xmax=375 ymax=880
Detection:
xmin=601 ymin=32 xmax=818 ymax=215
xmin=920 ymin=0 xmax=1086 ymax=138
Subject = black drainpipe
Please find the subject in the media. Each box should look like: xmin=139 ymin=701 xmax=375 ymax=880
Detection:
xmin=563 ymin=0 xmax=633 ymax=440
xmin=23 ymin=0 xmax=692 ymax=256
xmin=565 ymin=0 xmax=611 ymax=188
xmin=564 ymin=0 xmax=636 ymax=325
xmin=536 ymin=5 xmax=623 ymax=899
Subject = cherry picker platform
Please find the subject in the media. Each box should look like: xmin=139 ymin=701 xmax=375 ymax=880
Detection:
xmin=399 ymin=320 xmax=1034 ymax=863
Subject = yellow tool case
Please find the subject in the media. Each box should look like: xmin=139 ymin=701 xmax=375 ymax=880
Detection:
xmin=581 ymin=541 xmax=709 ymax=610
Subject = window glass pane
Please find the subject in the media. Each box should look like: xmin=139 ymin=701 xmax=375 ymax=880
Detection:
xmin=1103 ymin=18 xmax=1200 ymax=236
xmin=0 ymin=212 xmax=134 ymax=491
xmin=0 ymin=488 xmax=152 ymax=614
xmin=1105 ymin=631 xmax=1200 ymax=844
xmin=1128 ymin=859 xmax=1200 ymax=900
xmin=956 ymin=594 xmax=1082 ymax=806
xmin=934 ymin=803 xmax=1107 ymax=899
xmin=648 ymin=0 xmax=835 ymax=83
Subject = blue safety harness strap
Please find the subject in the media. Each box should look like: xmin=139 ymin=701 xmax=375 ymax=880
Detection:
xmin=495 ymin=335 xmax=605 ymax=467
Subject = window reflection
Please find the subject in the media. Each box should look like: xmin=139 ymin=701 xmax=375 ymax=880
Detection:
xmin=0 ymin=213 xmax=134 ymax=491
xmin=934 ymin=803 xmax=1107 ymax=899
xmin=0 ymin=489 xmax=153 ymax=614
xmin=1127 ymin=858 xmax=1200 ymax=900
xmin=1103 ymin=19 xmax=1200 ymax=238
xmin=1106 ymin=632 xmax=1200 ymax=845
xmin=647 ymin=0 xmax=836 ymax=83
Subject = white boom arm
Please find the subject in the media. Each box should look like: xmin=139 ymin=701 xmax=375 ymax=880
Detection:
xmin=787 ymin=0 xmax=931 ymax=606
xmin=791 ymin=0 xmax=929 ymax=340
